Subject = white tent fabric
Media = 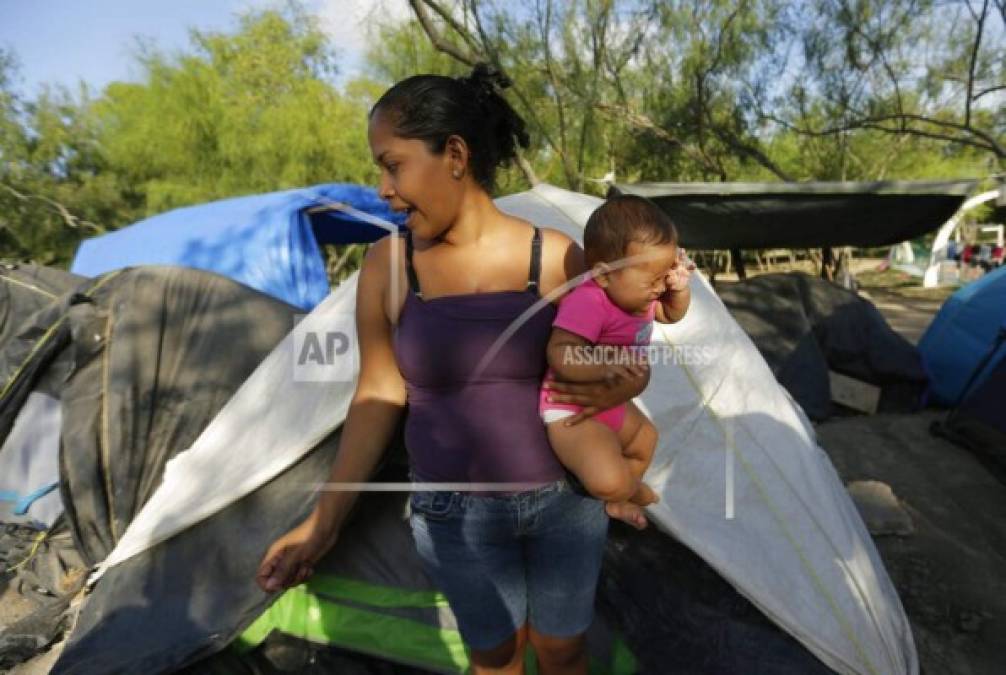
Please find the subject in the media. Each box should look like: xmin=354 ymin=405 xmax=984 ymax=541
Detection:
xmin=90 ymin=182 xmax=916 ymax=675
xmin=498 ymin=184 xmax=917 ymax=675
xmin=88 ymin=274 xmax=360 ymax=583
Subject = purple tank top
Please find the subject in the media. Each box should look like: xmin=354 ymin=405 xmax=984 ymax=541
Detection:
xmin=392 ymin=226 xmax=566 ymax=490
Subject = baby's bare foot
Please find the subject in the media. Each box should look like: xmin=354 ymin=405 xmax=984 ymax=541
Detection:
xmin=605 ymin=501 xmax=648 ymax=530
xmin=629 ymin=482 xmax=660 ymax=507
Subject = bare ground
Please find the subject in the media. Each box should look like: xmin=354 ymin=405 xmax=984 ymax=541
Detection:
xmin=817 ymin=413 xmax=1006 ymax=675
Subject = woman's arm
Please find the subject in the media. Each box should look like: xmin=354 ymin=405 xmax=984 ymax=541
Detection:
xmin=311 ymin=236 xmax=408 ymax=535
xmin=257 ymin=235 xmax=408 ymax=592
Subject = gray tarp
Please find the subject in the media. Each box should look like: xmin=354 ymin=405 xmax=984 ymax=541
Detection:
xmin=610 ymin=180 xmax=975 ymax=249
xmin=0 ymin=266 xmax=338 ymax=672
xmin=0 ymin=263 xmax=86 ymax=351
xmin=717 ymin=273 xmax=928 ymax=420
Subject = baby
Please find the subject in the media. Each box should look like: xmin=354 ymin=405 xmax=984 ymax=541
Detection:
xmin=539 ymin=195 xmax=692 ymax=523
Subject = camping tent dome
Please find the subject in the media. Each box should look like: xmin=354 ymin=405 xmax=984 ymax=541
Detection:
xmin=918 ymin=265 xmax=1006 ymax=405
xmin=70 ymin=183 xmax=404 ymax=310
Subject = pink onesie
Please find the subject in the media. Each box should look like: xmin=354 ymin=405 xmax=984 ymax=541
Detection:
xmin=539 ymin=277 xmax=656 ymax=432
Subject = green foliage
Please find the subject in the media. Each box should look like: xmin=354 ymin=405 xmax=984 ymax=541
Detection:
xmin=97 ymin=8 xmax=377 ymax=214
xmin=1 ymin=1 xmax=1002 ymax=270
xmin=1 ymin=6 xmax=379 ymax=266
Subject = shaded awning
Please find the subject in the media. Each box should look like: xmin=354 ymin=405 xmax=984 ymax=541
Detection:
xmin=609 ymin=180 xmax=977 ymax=249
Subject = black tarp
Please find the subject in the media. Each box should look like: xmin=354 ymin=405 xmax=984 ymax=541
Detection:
xmin=609 ymin=180 xmax=975 ymax=249
xmin=0 ymin=262 xmax=86 ymax=351
xmin=717 ymin=273 xmax=928 ymax=420
xmin=0 ymin=266 xmax=329 ymax=672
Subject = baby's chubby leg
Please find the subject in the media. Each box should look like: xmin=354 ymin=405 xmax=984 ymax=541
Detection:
xmin=617 ymin=402 xmax=660 ymax=507
xmin=546 ymin=418 xmax=639 ymax=504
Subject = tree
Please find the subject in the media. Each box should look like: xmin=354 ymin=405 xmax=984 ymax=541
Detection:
xmin=97 ymin=7 xmax=378 ymax=215
xmin=1 ymin=50 xmax=122 ymax=265
xmin=765 ymin=0 xmax=1005 ymax=171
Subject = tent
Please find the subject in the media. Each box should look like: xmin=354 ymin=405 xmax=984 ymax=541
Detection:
xmin=0 ymin=272 xmax=636 ymax=673
xmin=717 ymin=273 xmax=927 ymax=420
xmin=70 ymin=183 xmax=404 ymax=310
xmin=918 ymin=265 xmax=1006 ymax=405
xmin=932 ymin=319 xmax=1006 ymax=482
xmin=20 ymin=183 xmax=916 ymax=675
xmin=0 ymin=263 xmax=86 ymax=528
xmin=609 ymin=180 xmax=975 ymax=249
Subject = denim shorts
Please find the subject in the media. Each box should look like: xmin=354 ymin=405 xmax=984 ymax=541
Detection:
xmin=407 ymin=475 xmax=608 ymax=651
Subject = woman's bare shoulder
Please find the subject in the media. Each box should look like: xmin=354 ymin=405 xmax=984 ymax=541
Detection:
xmin=357 ymin=233 xmax=410 ymax=318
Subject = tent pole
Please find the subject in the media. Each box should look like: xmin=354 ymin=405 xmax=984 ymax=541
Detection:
xmin=821 ymin=247 xmax=835 ymax=281
xmin=731 ymin=248 xmax=747 ymax=280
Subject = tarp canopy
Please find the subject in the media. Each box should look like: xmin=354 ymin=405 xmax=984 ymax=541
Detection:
xmin=70 ymin=184 xmax=405 ymax=310
xmin=57 ymin=184 xmax=918 ymax=675
xmin=609 ymin=180 xmax=976 ymax=249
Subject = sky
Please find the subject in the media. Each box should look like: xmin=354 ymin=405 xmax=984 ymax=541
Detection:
xmin=0 ymin=0 xmax=411 ymax=96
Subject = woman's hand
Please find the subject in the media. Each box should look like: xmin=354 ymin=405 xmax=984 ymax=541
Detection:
xmin=543 ymin=363 xmax=650 ymax=425
xmin=602 ymin=363 xmax=648 ymax=386
xmin=256 ymin=513 xmax=338 ymax=593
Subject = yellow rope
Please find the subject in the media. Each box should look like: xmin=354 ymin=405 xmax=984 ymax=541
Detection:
xmin=0 ymin=275 xmax=58 ymax=299
xmin=4 ymin=530 xmax=48 ymax=574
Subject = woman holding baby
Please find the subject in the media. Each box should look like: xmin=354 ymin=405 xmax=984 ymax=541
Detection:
xmin=256 ymin=64 xmax=691 ymax=675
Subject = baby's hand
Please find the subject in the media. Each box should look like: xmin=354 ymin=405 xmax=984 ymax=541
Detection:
xmin=664 ymin=248 xmax=695 ymax=293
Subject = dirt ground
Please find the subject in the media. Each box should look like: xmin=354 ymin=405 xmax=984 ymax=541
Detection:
xmin=706 ymin=257 xmax=1006 ymax=673
xmin=817 ymin=413 xmax=1006 ymax=675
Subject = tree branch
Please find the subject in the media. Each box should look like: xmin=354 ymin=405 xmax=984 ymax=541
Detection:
xmin=0 ymin=182 xmax=105 ymax=234
xmin=766 ymin=111 xmax=1005 ymax=159
xmin=965 ymin=0 xmax=990 ymax=127
xmin=409 ymin=0 xmax=477 ymax=66
xmin=594 ymin=102 xmax=723 ymax=176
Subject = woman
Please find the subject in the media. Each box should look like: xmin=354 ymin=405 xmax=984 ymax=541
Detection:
xmin=256 ymin=65 xmax=651 ymax=675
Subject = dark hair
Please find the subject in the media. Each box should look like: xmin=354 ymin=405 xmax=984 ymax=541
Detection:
xmin=369 ymin=63 xmax=530 ymax=193
xmin=583 ymin=195 xmax=678 ymax=267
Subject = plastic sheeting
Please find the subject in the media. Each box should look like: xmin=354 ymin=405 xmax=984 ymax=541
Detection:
xmin=70 ymin=183 xmax=404 ymax=310
xmin=88 ymin=268 xmax=360 ymax=580
xmin=610 ymin=180 xmax=975 ymax=249
xmin=718 ymin=273 xmax=927 ymax=420
xmin=0 ymin=392 xmax=62 ymax=527
xmin=80 ymin=183 xmax=917 ymax=675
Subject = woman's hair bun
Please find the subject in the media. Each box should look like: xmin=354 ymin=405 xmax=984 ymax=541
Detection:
xmin=458 ymin=63 xmax=513 ymax=104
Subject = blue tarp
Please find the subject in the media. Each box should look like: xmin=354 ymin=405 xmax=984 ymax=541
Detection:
xmin=71 ymin=184 xmax=404 ymax=310
xmin=919 ymin=265 xmax=1006 ymax=405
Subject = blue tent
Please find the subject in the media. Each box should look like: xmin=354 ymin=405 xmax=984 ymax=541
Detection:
xmin=71 ymin=184 xmax=404 ymax=310
xmin=919 ymin=265 xmax=1006 ymax=405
